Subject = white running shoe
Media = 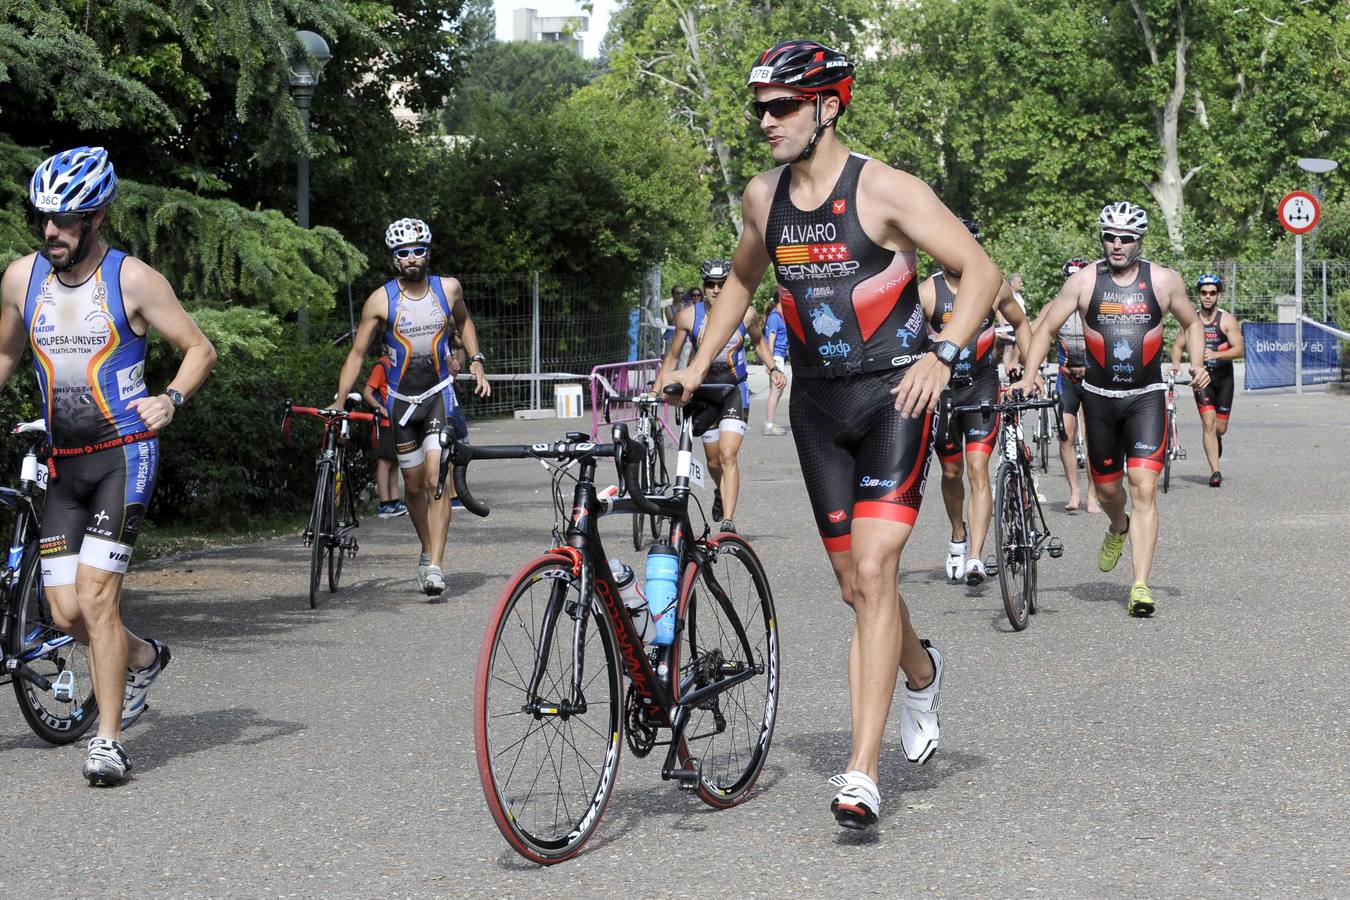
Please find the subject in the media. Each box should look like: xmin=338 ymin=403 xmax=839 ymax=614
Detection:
xmin=416 ymin=552 xmax=431 ymax=592
xmin=945 ymin=529 xmax=968 ymax=582
xmin=83 ymin=737 xmax=132 ymax=787
xmin=900 ymin=640 xmax=943 ymax=765
xmin=121 ymin=639 xmax=171 ymax=730
xmin=828 ymin=770 xmax=880 ymax=829
xmin=423 ymin=565 xmax=446 ymax=600
xmin=964 ymin=558 xmax=987 ymax=586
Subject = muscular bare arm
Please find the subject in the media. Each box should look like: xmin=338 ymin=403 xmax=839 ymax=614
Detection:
xmin=744 ymin=308 xmax=786 ymax=390
xmin=122 ymin=258 xmax=217 ymax=432
xmin=1218 ymin=312 xmax=1244 ymax=360
xmin=335 ymin=289 xmax=388 ymax=405
xmin=656 ymin=305 xmax=695 ymax=388
xmin=1014 ymin=270 xmax=1091 ymax=394
xmin=448 ymin=278 xmax=490 ymax=398
xmin=0 ymin=256 xmax=36 ymax=394
xmin=997 ymin=281 xmax=1034 ymax=368
xmin=1160 ymin=269 xmax=1209 ymax=390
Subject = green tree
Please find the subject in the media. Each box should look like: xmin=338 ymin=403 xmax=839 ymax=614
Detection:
xmin=442 ymin=40 xmax=598 ymax=134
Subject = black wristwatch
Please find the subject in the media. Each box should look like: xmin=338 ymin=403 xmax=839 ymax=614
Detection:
xmin=470 ymin=352 xmax=486 ymax=366
xmin=930 ymin=340 xmax=961 ymax=367
xmin=164 ymin=388 xmax=185 ymax=409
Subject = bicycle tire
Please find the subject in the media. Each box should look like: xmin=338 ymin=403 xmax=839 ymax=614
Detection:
xmin=647 ymin=427 xmax=666 ymax=541
xmin=1162 ymin=418 xmax=1173 ymax=494
xmin=995 ymin=463 xmax=1031 ymax=630
xmin=11 ymin=545 xmax=98 ymax=744
xmin=475 ymin=555 xmax=623 ymax=865
xmin=632 ymin=434 xmax=648 ymax=551
xmin=308 ymin=463 xmax=332 ymax=608
xmin=674 ymin=533 xmax=780 ymax=809
xmin=1037 ymin=406 xmax=1050 ymax=473
xmin=328 ymin=456 xmax=348 ymax=593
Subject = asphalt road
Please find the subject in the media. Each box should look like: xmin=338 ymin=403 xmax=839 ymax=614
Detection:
xmin=4 ymin=371 xmax=1347 ymax=897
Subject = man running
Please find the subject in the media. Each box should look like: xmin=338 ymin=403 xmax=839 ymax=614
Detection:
xmin=0 ymin=147 xmax=217 ymax=785
xmin=1015 ymin=202 xmax=1209 ymax=617
xmin=334 ymin=218 xmax=490 ymax=599
xmin=762 ymin=293 xmax=790 ymax=436
xmin=661 ymin=41 xmax=1002 ymax=829
xmin=1170 ymin=273 xmax=1243 ymax=487
xmin=657 ymin=258 xmax=784 ymax=533
xmin=922 ymin=219 xmax=1033 ymax=585
xmin=362 ymin=354 xmax=407 ymax=517
xmin=1035 ymin=258 xmax=1099 ymax=514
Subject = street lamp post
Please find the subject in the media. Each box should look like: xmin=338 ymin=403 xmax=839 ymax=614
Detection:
xmin=289 ymin=29 xmax=332 ymax=338
xmin=1294 ymin=157 xmax=1337 ymax=394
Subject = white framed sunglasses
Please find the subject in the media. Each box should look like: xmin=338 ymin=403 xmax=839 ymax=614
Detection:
xmin=394 ymin=245 xmax=429 ymax=260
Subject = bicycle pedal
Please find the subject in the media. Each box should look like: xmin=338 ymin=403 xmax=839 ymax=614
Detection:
xmin=51 ymin=669 xmax=76 ymax=703
xmin=1047 ymin=538 xmax=1064 ymax=559
xmin=672 ymin=757 xmax=702 ymax=791
xmin=346 ymin=543 xmax=359 ymax=559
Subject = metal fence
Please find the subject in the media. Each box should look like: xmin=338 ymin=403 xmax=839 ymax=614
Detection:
xmin=1174 ymin=260 xmax=1350 ymax=323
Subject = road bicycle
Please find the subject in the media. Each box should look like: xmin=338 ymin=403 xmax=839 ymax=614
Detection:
xmin=283 ymin=396 xmax=374 ymax=608
xmin=438 ymin=383 xmax=779 ymax=864
xmin=1161 ymin=371 xmax=1190 ymax=494
xmin=0 ymin=420 xmax=98 ymax=743
xmin=601 ymin=384 xmax=672 ymax=550
xmin=950 ymin=391 xmax=1063 ymax=630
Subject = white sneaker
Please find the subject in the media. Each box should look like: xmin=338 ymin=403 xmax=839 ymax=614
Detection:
xmin=84 ymin=737 xmax=132 ymax=787
xmin=964 ymin=558 xmax=986 ymax=586
xmin=828 ymin=770 xmax=880 ymax=829
xmin=945 ymin=529 xmax=968 ymax=582
xmin=423 ymin=565 xmax=446 ymax=600
xmin=416 ymin=552 xmax=431 ymax=592
xmin=900 ymin=641 xmax=942 ymax=765
xmin=121 ymin=639 xmax=170 ymax=730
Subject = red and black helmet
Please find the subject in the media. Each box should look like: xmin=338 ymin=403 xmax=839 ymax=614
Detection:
xmin=748 ymin=41 xmax=854 ymax=108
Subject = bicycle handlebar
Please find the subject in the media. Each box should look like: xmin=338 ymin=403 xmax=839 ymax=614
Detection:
xmin=948 ymin=392 xmax=1058 ymax=417
xmin=284 ymin=399 xmax=376 ymax=423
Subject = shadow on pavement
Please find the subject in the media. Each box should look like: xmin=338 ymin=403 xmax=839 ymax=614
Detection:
xmin=130 ymin=707 xmax=306 ymax=775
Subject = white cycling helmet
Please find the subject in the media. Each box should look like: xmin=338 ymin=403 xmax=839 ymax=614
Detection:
xmin=1098 ymin=202 xmax=1148 ymax=235
xmin=385 ymin=217 xmax=432 ymax=249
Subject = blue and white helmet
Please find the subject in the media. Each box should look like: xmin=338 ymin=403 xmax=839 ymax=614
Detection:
xmin=1098 ymin=201 xmax=1149 ymax=236
xmin=29 ymin=146 xmax=118 ymax=213
xmin=385 ymin=217 xmax=432 ymax=249
xmin=1196 ymin=273 xmax=1223 ymax=290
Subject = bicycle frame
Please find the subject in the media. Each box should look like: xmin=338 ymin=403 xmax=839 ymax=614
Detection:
xmin=444 ymin=405 xmax=764 ymax=786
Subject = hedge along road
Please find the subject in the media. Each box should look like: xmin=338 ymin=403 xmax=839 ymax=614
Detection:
xmin=3 ymin=370 xmax=1347 ymax=897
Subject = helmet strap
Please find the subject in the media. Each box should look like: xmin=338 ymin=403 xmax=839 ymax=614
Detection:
xmin=794 ymin=95 xmax=840 ymax=163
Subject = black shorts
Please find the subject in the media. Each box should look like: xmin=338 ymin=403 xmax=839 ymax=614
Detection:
xmin=1082 ymin=389 xmax=1166 ymax=484
xmin=41 ymin=439 xmax=158 ymax=585
xmin=1193 ymin=365 xmax=1235 ymax=421
xmin=935 ymin=370 xmax=999 ymax=462
xmin=1058 ymin=372 xmax=1084 ymax=417
xmin=375 ymin=420 xmax=397 ymax=462
xmin=789 ymin=368 xmax=936 ymax=554
xmin=388 ymin=388 xmax=463 ymax=468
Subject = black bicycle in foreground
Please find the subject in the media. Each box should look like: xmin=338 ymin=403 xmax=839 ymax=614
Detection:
xmin=437 ymin=384 xmax=779 ymax=864
xmin=949 ymin=390 xmax=1063 ymax=630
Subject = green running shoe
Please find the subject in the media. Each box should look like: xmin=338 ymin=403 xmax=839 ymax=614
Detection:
xmin=1127 ymin=583 xmax=1155 ymax=617
xmin=1097 ymin=515 xmax=1129 ymax=572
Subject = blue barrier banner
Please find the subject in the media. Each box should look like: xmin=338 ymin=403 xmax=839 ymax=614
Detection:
xmin=1242 ymin=322 xmax=1341 ymax=389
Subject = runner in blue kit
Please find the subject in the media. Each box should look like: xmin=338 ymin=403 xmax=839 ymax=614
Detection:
xmin=1170 ymin=273 xmax=1243 ymax=487
xmin=657 ymin=258 xmax=783 ymax=533
xmin=0 ymin=147 xmax=217 ymax=785
xmin=1015 ymin=202 xmax=1209 ymax=617
xmin=920 ymin=218 xmax=1033 ymax=586
xmin=762 ymin=294 xmax=791 ymax=435
xmin=334 ymin=218 xmax=490 ymax=599
xmin=661 ymin=41 xmax=1003 ymax=830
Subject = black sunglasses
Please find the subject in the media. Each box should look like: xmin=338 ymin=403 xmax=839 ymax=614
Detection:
xmin=751 ymin=95 xmax=815 ymax=120
xmin=1101 ymin=232 xmax=1141 ymax=245
xmin=1199 ymin=289 xmax=1220 ymax=295
xmin=394 ymin=246 xmax=429 ymax=260
xmin=36 ymin=211 xmax=92 ymax=230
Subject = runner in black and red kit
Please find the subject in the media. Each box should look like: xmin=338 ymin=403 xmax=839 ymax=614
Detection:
xmin=920 ymin=219 xmax=1033 ymax=586
xmin=1016 ymin=202 xmax=1209 ymax=618
xmin=1170 ymin=273 xmax=1243 ymax=487
xmin=661 ymin=41 xmax=1003 ymax=831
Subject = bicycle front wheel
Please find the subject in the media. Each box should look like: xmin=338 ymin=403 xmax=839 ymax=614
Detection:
xmin=328 ymin=456 xmax=349 ymax=593
xmin=675 ymin=533 xmax=780 ymax=809
xmin=11 ymin=548 xmax=97 ymax=744
xmin=475 ymin=555 xmax=623 ymax=865
xmin=648 ymin=428 xmax=666 ymax=541
xmin=308 ymin=464 xmax=333 ymax=608
xmin=1162 ymin=419 xmax=1173 ymax=494
xmin=1038 ymin=407 xmax=1050 ymax=472
xmin=632 ymin=435 xmax=649 ymax=551
xmin=995 ymin=463 xmax=1032 ymax=631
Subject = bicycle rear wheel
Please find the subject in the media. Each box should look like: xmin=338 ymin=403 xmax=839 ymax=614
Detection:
xmin=1162 ymin=419 xmax=1174 ymax=494
xmin=11 ymin=548 xmax=97 ymax=744
xmin=475 ymin=555 xmax=623 ymax=865
xmin=995 ymin=463 xmax=1032 ymax=630
xmin=328 ymin=457 xmax=349 ymax=593
xmin=308 ymin=464 xmax=333 ymax=608
xmin=674 ymin=533 xmax=780 ymax=809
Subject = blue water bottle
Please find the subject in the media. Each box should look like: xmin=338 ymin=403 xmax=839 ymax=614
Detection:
xmin=643 ymin=542 xmax=680 ymax=646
